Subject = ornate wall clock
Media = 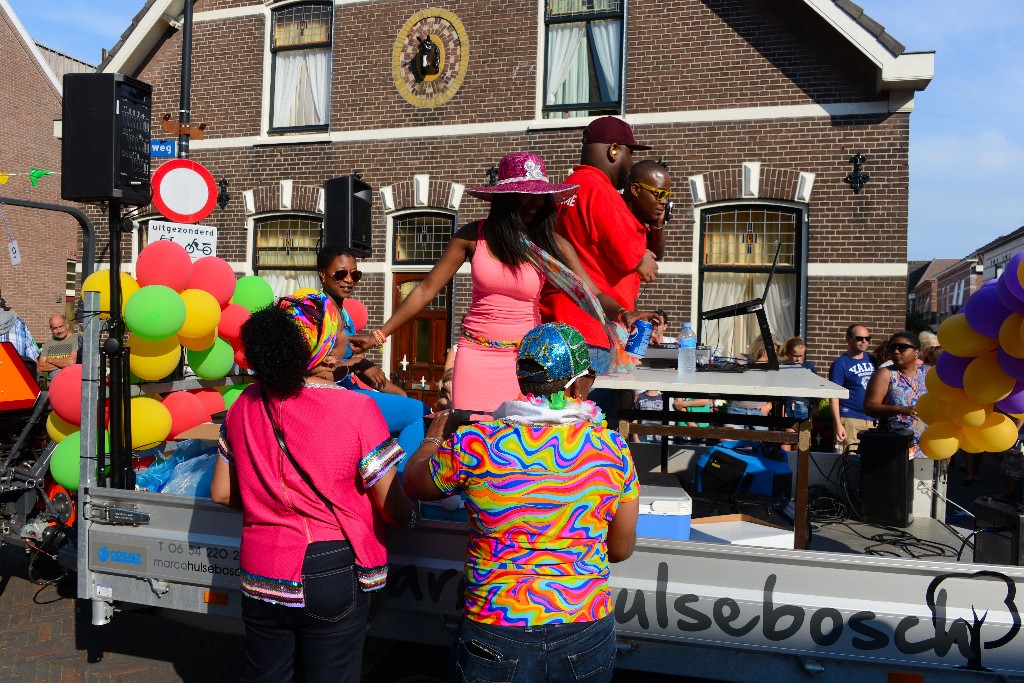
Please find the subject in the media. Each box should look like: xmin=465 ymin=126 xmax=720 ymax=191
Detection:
xmin=392 ymin=8 xmax=469 ymax=108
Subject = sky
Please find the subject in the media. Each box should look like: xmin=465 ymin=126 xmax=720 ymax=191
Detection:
xmin=7 ymin=0 xmax=1022 ymax=262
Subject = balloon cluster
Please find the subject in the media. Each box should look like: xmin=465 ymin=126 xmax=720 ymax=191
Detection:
xmin=918 ymin=252 xmax=1024 ymax=460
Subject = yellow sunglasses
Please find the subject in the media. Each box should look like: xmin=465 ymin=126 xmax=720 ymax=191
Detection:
xmin=633 ymin=182 xmax=672 ymax=201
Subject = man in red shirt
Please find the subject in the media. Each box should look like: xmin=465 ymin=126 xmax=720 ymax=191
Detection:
xmin=540 ymin=116 xmax=659 ymax=424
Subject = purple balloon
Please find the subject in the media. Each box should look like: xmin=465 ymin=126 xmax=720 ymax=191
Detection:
xmin=963 ymin=285 xmax=1013 ymax=338
xmin=998 ymin=347 xmax=1024 ymax=380
xmin=983 ymin=277 xmax=999 ymax=288
xmin=996 ymin=381 xmax=1024 ymax=414
xmin=935 ymin=351 xmax=972 ymax=388
xmin=997 ymin=253 xmax=1024 ymax=312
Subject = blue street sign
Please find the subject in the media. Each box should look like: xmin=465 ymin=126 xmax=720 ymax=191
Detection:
xmin=150 ymin=140 xmax=177 ymax=158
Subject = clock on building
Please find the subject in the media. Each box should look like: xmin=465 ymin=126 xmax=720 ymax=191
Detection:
xmin=392 ymin=8 xmax=469 ymax=108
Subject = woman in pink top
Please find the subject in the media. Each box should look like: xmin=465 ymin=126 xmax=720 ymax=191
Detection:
xmin=350 ymin=151 xmax=659 ymax=413
xmin=211 ymin=292 xmax=414 ymax=683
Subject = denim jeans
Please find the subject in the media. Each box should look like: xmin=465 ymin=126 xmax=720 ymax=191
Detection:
xmin=447 ymin=614 xmax=616 ymax=683
xmin=725 ymin=405 xmax=769 ymax=431
xmin=240 ymin=540 xmax=370 ymax=683
xmin=345 ymin=384 xmax=428 ymax=459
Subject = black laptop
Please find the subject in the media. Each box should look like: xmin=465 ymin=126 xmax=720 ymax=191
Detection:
xmin=702 ymin=241 xmax=783 ymax=321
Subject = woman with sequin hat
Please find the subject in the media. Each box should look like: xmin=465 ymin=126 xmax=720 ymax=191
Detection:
xmin=350 ymin=151 xmax=660 ymax=413
xmin=402 ymin=322 xmax=639 ymax=682
xmin=211 ymin=292 xmax=415 ymax=683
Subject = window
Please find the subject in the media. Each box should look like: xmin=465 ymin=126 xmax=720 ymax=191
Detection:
xmin=393 ymin=211 xmax=456 ymax=265
xmin=253 ymin=216 xmax=322 ymax=298
xmin=543 ymin=0 xmax=623 ymax=118
xmin=698 ymin=206 xmax=803 ymax=359
xmin=270 ymin=2 xmax=333 ymax=132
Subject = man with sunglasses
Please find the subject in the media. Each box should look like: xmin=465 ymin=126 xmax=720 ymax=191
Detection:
xmin=624 ymin=160 xmax=671 ymax=260
xmin=828 ymin=324 xmax=877 ymax=449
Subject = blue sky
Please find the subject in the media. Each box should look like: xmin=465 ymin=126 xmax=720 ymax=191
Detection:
xmin=8 ymin=1 xmax=1021 ymax=262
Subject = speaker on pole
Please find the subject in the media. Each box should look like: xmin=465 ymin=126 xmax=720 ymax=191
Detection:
xmin=323 ymin=175 xmax=372 ymax=257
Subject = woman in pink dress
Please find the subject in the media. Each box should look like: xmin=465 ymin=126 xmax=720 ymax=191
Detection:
xmin=351 ymin=152 xmax=659 ymax=413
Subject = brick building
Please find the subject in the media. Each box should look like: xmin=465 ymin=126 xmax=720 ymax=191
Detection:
xmin=0 ymin=1 xmax=87 ymax=339
xmin=92 ymin=0 xmax=933 ymax=386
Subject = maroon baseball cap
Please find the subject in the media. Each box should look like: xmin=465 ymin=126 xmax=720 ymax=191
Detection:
xmin=582 ymin=116 xmax=652 ymax=151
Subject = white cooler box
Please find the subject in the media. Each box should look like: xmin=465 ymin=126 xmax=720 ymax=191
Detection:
xmin=636 ymin=483 xmax=692 ymax=541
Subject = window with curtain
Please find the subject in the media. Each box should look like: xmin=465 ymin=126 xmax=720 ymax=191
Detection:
xmin=543 ymin=0 xmax=623 ymax=118
xmin=698 ymin=206 xmax=803 ymax=360
xmin=270 ymin=2 xmax=333 ymax=132
xmin=393 ymin=211 xmax=456 ymax=265
xmin=253 ymin=216 xmax=322 ymax=298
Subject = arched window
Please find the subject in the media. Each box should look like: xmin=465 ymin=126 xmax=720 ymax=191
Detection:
xmin=253 ymin=215 xmax=321 ymax=298
xmin=698 ymin=205 xmax=804 ymax=359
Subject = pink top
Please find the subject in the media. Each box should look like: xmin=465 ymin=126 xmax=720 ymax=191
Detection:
xmin=461 ymin=221 xmax=544 ymax=342
xmin=220 ymin=383 xmax=403 ymax=603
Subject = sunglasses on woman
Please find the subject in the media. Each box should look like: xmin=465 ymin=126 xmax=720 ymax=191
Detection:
xmin=330 ymin=268 xmax=362 ymax=283
xmin=889 ymin=342 xmax=918 ymax=353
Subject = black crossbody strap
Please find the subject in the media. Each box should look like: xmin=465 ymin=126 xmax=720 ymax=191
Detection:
xmin=260 ymin=385 xmax=336 ymax=513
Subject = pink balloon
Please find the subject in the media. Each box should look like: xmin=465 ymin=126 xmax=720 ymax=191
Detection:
xmin=935 ymin=352 xmax=972 ymax=389
xmin=187 ymin=257 xmax=236 ymax=307
xmin=136 ymin=241 xmax=193 ymax=291
xmin=345 ymin=299 xmax=369 ymax=333
xmin=162 ymin=391 xmax=209 ymax=439
xmin=48 ymin=364 xmax=83 ymax=425
xmin=998 ymin=347 xmax=1024 ymax=381
xmin=963 ymin=285 xmax=1012 ymax=338
xmin=218 ymin=304 xmax=250 ymax=345
xmin=189 ymin=388 xmax=225 ymax=418
xmin=996 ymin=380 xmax=1024 ymax=414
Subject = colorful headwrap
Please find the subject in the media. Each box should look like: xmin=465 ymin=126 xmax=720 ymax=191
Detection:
xmin=517 ymin=323 xmax=592 ymax=385
xmin=277 ymin=292 xmax=339 ymax=370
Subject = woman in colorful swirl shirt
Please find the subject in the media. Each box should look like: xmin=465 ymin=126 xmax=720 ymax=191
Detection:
xmin=403 ymin=323 xmax=640 ymax=683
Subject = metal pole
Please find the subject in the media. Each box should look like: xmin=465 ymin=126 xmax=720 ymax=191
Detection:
xmin=0 ymin=196 xmax=96 ymax=278
xmin=177 ymin=0 xmax=194 ymax=159
xmin=106 ymin=201 xmax=132 ymax=489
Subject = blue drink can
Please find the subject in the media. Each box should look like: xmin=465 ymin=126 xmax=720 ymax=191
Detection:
xmin=625 ymin=319 xmax=653 ymax=358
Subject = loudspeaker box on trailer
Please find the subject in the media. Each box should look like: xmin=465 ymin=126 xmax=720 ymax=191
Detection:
xmin=323 ymin=175 xmax=373 ymax=257
xmin=61 ymin=73 xmax=152 ymax=205
xmin=858 ymin=427 xmax=914 ymax=528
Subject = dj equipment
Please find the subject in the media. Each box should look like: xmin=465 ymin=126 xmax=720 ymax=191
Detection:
xmin=324 ymin=175 xmax=373 ymax=257
xmin=695 ymin=441 xmax=792 ymax=498
xmin=973 ymin=495 xmax=1024 ymax=566
xmin=858 ymin=427 xmax=914 ymax=528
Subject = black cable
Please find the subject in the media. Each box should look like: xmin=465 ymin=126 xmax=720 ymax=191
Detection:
xmin=956 ymin=527 xmax=1006 ymax=562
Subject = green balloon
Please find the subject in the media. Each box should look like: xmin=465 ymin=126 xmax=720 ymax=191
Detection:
xmin=231 ymin=276 xmax=274 ymax=313
xmin=218 ymin=383 xmax=248 ymax=409
xmin=50 ymin=430 xmax=110 ymax=490
xmin=187 ymin=337 xmax=234 ymax=380
xmin=124 ymin=285 xmax=186 ymax=340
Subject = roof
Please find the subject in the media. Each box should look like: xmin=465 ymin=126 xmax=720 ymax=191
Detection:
xmin=915 ymin=259 xmax=961 ymax=285
xmin=35 ymin=43 xmax=95 ymax=82
xmin=906 ymin=260 xmax=931 ymax=291
xmin=970 ymin=226 xmax=1024 ymax=259
xmin=99 ymin=0 xmax=934 ymax=94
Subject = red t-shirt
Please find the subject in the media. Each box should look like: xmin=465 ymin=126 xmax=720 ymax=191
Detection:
xmin=539 ymin=165 xmax=648 ymax=348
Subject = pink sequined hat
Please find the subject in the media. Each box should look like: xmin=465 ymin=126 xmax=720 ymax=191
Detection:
xmin=467 ymin=152 xmax=578 ymax=202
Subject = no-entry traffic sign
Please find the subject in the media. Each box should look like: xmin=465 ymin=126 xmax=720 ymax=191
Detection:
xmin=151 ymin=158 xmax=217 ymax=224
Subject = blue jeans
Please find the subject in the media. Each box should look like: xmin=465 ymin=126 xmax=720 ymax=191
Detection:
xmin=586 ymin=346 xmax=622 ymax=428
xmin=725 ymin=405 xmax=769 ymax=431
xmin=448 ymin=614 xmax=616 ymax=683
xmin=342 ymin=382 xmax=428 ymax=459
xmin=240 ymin=540 xmax=370 ymax=683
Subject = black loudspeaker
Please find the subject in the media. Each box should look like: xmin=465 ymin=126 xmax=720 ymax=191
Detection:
xmin=858 ymin=427 xmax=914 ymax=528
xmin=61 ymin=73 xmax=152 ymax=205
xmin=323 ymin=175 xmax=373 ymax=257
xmin=973 ymin=496 xmax=1024 ymax=566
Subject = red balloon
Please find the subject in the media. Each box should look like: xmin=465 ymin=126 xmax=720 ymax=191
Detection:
xmin=219 ymin=304 xmax=250 ymax=345
xmin=136 ymin=240 xmax=193 ymax=291
xmin=187 ymin=256 xmax=236 ymax=307
xmin=345 ymin=299 xmax=369 ymax=333
xmin=233 ymin=343 xmax=249 ymax=370
xmin=49 ymin=364 xmax=84 ymax=425
xmin=161 ymin=391 xmax=209 ymax=439
xmin=189 ymin=388 xmax=225 ymax=418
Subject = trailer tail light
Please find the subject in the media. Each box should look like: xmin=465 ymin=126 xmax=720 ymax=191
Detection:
xmin=888 ymin=673 xmax=924 ymax=683
xmin=204 ymin=591 xmax=229 ymax=606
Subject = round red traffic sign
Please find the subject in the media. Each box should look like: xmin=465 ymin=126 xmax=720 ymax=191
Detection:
xmin=151 ymin=159 xmax=217 ymax=224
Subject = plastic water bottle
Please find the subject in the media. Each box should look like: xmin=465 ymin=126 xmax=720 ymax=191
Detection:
xmin=677 ymin=323 xmax=697 ymax=374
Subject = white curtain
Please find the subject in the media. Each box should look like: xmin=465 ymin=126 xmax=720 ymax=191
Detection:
xmin=701 ymin=272 xmax=797 ymax=359
xmin=272 ymin=47 xmax=330 ymax=128
xmin=588 ymin=19 xmax=621 ymax=102
xmin=545 ymin=24 xmax=586 ymax=106
xmin=766 ymin=273 xmax=797 ymax=344
xmin=263 ymin=271 xmax=320 ymax=300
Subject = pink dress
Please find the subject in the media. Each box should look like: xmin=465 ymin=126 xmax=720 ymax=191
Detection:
xmin=452 ymin=223 xmax=544 ymax=412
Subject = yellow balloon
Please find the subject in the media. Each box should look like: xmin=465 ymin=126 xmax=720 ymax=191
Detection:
xmin=81 ymin=270 xmax=140 ymax=320
xmin=292 ymin=287 xmax=318 ymax=298
xmin=924 ymin=370 xmax=961 ymax=404
xmin=919 ymin=421 xmax=962 ymax=460
xmin=1001 ymin=313 xmax=1024 ymax=358
xmin=178 ymin=329 xmax=218 ymax=351
xmin=963 ymin=412 xmax=1019 ymax=453
xmin=914 ymin=391 xmax=949 ymax=426
xmin=963 ymin=351 xmax=1015 ymax=404
xmin=959 ymin=429 xmax=987 ymax=454
xmin=938 ymin=314 xmax=997 ymax=357
xmin=947 ymin=392 xmax=991 ymax=429
xmin=46 ymin=412 xmax=79 ymax=443
xmin=128 ymin=334 xmax=182 ymax=381
xmin=130 ymin=396 xmax=172 ymax=450
xmin=178 ymin=289 xmax=222 ymax=339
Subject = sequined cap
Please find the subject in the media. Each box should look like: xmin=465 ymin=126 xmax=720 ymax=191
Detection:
xmin=516 ymin=323 xmax=591 ymax=384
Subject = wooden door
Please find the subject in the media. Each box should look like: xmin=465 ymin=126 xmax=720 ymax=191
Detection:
xmin=389 ymin=273 xmax=450 ymax=409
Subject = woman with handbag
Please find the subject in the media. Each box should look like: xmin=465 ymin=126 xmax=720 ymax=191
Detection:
xmin=211 ymin=292 xmax=415 ymax=683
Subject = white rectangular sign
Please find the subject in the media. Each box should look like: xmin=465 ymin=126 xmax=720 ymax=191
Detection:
xmin=148 ymin=220 xmax=217 ymax=260
xmin=7 ymin=240 xmax=20 ymax=266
